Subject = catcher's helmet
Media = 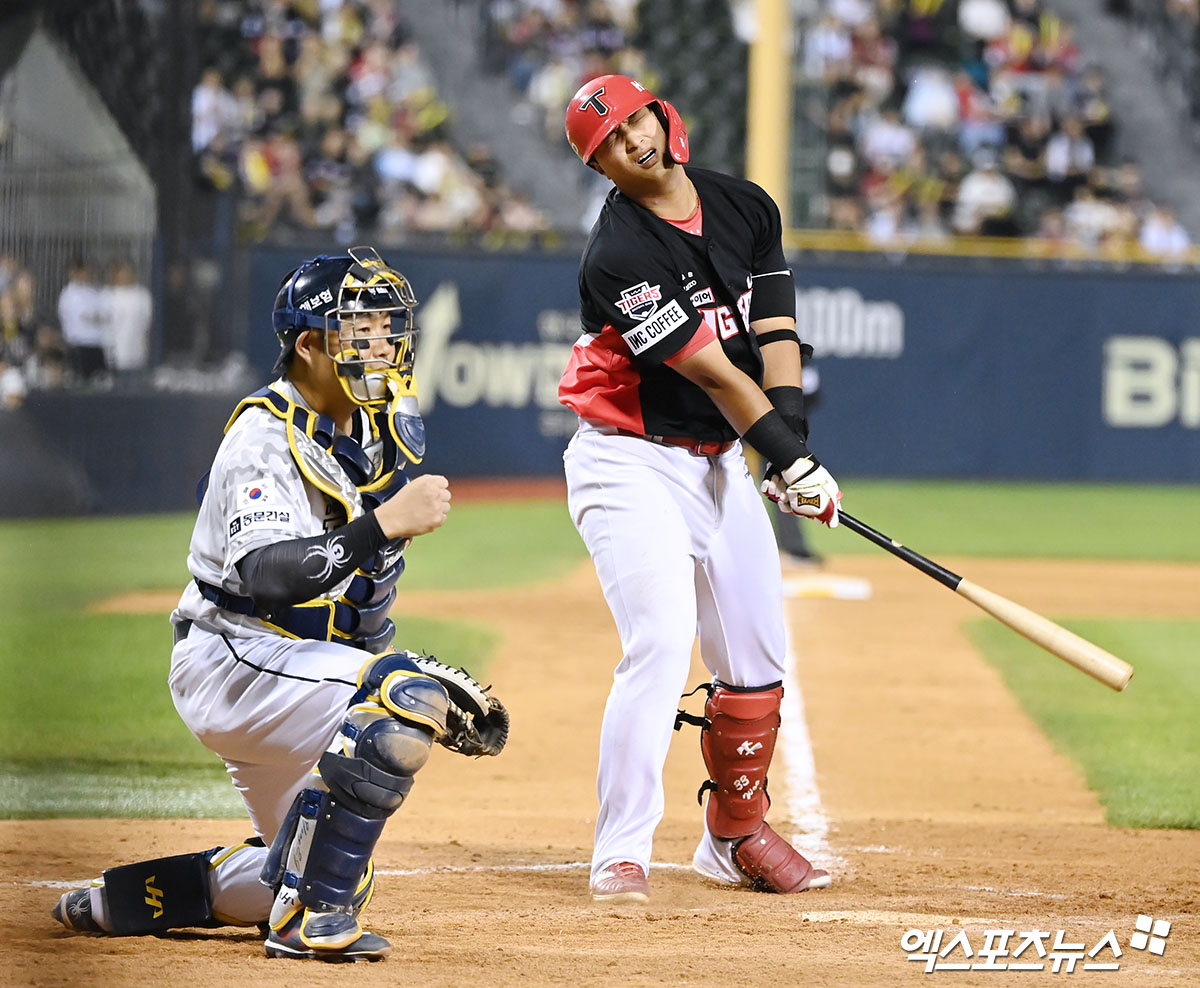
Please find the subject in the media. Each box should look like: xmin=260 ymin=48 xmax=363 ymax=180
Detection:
xmin=564 ymin=74 xmax=689 ymax=164
xmin=272 ymin=246 xmax=419 ymax=405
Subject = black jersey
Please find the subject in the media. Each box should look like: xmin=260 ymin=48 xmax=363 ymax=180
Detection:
xmin=559 ymin=166 xmax=796 ymax=441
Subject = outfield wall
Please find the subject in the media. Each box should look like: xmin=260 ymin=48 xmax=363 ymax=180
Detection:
xmin=2 ymin=250 xmax=1196 ymax=517
xmin=245 ymin=247 xmax=1199 ymax=484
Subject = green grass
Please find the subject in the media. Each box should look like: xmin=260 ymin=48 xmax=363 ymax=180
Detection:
xmin=4 ymin=484 xmax=1199 ymax=824
xmin=968 ymin=619 xmax=1200 ymax=829
xmin=801 ymin=480 xmax=1200 ymax=561
xmin=0 ymin=613 xmax=499 ymax=819
xmin=399 ymin=499 xmax=583 ymax=589
xmin=0 ymin=501 xmax=568 ymax=818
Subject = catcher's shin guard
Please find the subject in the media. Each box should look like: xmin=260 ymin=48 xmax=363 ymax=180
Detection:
xmin=698 ymin=682 xmax=829 ymax=893
xmin=264 ymin=662 xmax=449 ymax=943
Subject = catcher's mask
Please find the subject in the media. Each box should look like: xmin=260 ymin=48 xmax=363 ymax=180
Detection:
xmin=564 ymin=73 xmax=689 ymax=165
xmin=272 ymin=246 xmax=418 ymax=406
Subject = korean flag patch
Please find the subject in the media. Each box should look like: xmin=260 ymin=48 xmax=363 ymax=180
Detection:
xmin=237 ymin=480 xmax=273 ymax=507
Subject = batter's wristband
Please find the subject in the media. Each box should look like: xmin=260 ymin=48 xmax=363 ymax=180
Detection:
xmin=765 ymin=385 xmax=804 ymax=420
xmin=743 ymin=409 xmax=812 ymax=469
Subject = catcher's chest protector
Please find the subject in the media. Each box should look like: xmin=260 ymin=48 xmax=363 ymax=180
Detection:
xmin=700 ymin=685 xmax=783 ymax=839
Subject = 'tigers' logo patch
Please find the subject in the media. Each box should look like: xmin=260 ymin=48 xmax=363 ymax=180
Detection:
xmin=616 ymin=281 xmax=662 ymax=319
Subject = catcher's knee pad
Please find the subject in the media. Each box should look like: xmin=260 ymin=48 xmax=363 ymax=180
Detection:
xmin=699 ymin=682 xmax=783 ymax=839
xmin=357 ymin=651 xmax=450 ymax=740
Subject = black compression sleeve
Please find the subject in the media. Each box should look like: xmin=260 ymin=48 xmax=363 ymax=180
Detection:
xmin=236 ymin=512 xmax=389 ymax=610
xmin=764 ymin=385 xmax=806 ymax=438
xmin=743 ymin=409 xmax=814 ymax=470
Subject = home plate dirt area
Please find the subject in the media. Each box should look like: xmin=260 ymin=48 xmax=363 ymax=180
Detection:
xmin=8 ymin=555 xmax=1199 ymax=987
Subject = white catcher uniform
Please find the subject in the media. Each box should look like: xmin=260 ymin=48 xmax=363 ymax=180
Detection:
xmin=51 ymin=247 xmax=509 ymax=962
xmin=166 ymin=378 xmax=396 ymax=922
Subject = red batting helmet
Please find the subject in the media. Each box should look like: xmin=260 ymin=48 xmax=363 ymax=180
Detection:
xmin=564 ymin=74 xmax=689 ymax=164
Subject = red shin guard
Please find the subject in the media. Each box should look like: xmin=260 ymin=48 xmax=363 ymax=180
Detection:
xmin=700 ymin=684 xmax=828 ymax=893
xmin=699 ymin=685 xmax=782 ymax=839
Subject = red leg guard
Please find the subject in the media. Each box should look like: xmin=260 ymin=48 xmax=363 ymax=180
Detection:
xmin=699 ymin=685 xmax=782 ymax=839
xmin=699 ymin=684 xmax=829 ymax=894
xmin=734 ymin=822 xmax=828 ymax=893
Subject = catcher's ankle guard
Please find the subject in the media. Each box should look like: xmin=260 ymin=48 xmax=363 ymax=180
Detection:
xmin=696 ymin=682 xmax=783 ymax=839
xmin=101 ymin=846 xmax=227 ymax=934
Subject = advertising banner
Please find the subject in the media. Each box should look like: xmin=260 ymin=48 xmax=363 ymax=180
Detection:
xmin=247 ymin=249 xmax=1200 ymax=482
xmin=792 ymin=264 xmax=1199 ymax=480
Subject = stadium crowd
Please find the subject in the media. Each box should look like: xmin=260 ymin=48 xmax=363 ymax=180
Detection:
xmin=803 ymin=0 xmax=1192 ymax=254
xmin=473 ymin=0 xmax=1193 ymax=256
xmin=0 ymin=254 xmax=152 ymax=409
xmin=190 ymin=0 xmax=552 ymax=245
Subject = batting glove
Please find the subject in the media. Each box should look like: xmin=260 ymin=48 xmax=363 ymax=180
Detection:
xmin=777 ymin=456 xmax=841 ymax=528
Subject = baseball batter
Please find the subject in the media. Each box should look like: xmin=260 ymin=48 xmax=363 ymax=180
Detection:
xmin=51 ymin=247 xmax=508 ymax=961
xmin=560 ymin=76 xmax=840 ymax=902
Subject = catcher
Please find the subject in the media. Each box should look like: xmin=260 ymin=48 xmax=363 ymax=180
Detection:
xmin=50 ymin=246 xmax=508 ymax=962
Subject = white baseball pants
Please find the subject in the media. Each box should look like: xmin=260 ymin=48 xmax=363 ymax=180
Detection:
xmin=166 ymin=629 xmax=368 ymax=922
xmin=564 ymin=422 xmax=786 ymax=882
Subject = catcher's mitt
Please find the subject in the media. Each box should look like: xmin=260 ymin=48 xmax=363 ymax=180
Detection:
xmin=408 ymin=653 xmax=509 ymax=757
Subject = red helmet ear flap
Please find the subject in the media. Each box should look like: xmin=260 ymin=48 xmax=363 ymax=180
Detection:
xmin=656 ymin=99 xmax=689 ymax=164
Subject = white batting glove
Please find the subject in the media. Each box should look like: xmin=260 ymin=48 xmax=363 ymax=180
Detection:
xmin=779 ymin=456 xmax=842 ymax=528
xmin=760 ymin=468 xmax=785 ymax=505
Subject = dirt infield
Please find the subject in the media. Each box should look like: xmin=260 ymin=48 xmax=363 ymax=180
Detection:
xmin=8 ymin=554 xmax=1199 ymax=987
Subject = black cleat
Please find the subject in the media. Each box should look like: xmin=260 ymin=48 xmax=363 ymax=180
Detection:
xmin=52 ymin=887 xmax=104 ymax=933
xmin=265 ymin=907 xmax=390 ymax=962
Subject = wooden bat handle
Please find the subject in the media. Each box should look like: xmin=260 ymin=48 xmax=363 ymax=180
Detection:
xmin=837 ymin=511 xmax=1134 ymax=692
xmin=955 ymin=579 xmax=1133 ymax=691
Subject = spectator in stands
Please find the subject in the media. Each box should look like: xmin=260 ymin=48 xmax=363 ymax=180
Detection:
xmin=193 ymin=0 xmax=550 ymax=244
xmin=954 ymin=69 xmax=1006 ymax=159
xmin=933 ymin=147 xmax=969 ymax=228
xmin=1113 ymin=160 xmax=1153 ymax=221
xmin=894 ymin=0 xmax=961 ymax=70
xmin=860 ymin=104 xmax=917 ymax=170
xmin=306 ymin=127 xmax=356 ymax=235
xmin=1071 ymin=65 xmax=1115 ymax=161
xmin=1063 ymin=184 xmax=1119 ymax=248
xmin=1139 ymin=205 xmax=1193 ymax=258
xmin=804 ymin=14 xmax=853 ymax=82
xmin=25 ymin=322 xmax=70 ymax=392
xmin=104 ymin=261 xmax=153 ymax=383
xmin=902 ymin=65 xmax=958 ymax=134
xmin=0 ymin=359 xmax=25 ymax=409
xmin=958 ymin=0 xmax=1011 ymax=45
xmin=250 ymin=131 xmax=317 ymax=235
xmin=0 ymin=264 xmax=38 ymax=389
xmin=954 ymin=147 xmax=1016 ymax=234
xmin=57 ymin=261 xmax=109 ymax=383
xmin=529 ymin=54 xmax=579 ymax=141
xmin=851 ymin=17 xmax=899 ymax=104
xmin=192 ymin=66 xmax=239 ymax=152
xmin=1044 ymin=115 xmax=1094 ymax=201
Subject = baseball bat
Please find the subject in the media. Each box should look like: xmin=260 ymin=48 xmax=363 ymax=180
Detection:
xmin=836 ymin=510 xmax=1134 ymax=692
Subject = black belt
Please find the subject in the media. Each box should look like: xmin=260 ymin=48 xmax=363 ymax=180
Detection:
xmin=615 ymin=429 xmax=737 ymax=457
xmin=173 ymin=619 xmax=194 ymax=645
